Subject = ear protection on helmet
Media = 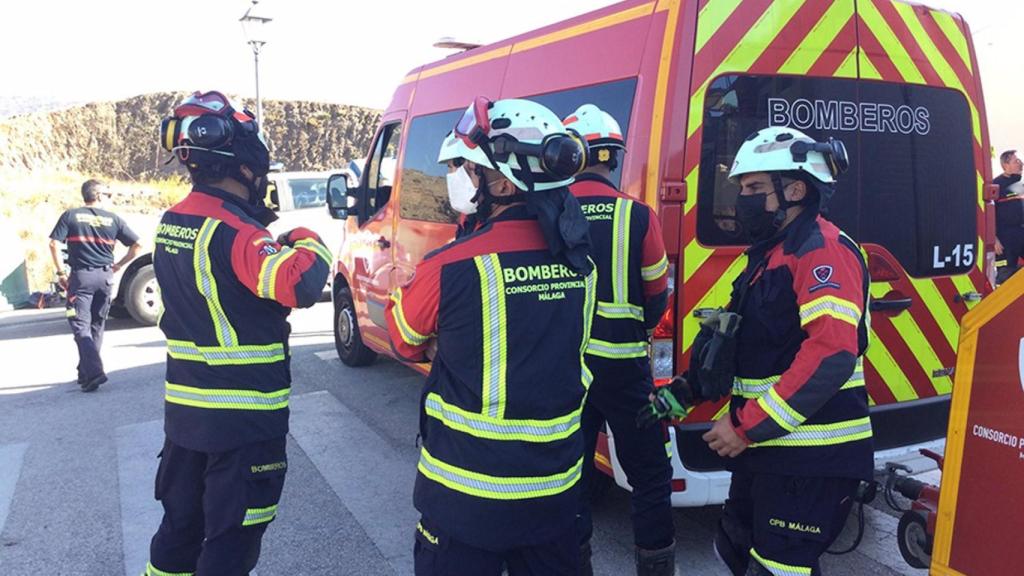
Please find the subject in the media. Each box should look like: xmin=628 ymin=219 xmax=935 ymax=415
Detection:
xmin=491 ymin=132 xmax=589 ymax=180
xmin=160 ymin=114 xmax=237 ymax=153
xmin=790 ymin=137 xmax=849 ymax=178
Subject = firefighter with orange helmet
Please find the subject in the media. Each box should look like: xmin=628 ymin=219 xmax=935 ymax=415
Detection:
xmin=563 ymin=104 xmax=676 ymax=576
xmin=640 ymin=126 xmax=871 ymax=576
xmin=144 ymin=91 xmax=330 ymax=576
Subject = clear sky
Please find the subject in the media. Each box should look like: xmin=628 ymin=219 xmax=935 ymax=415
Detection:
xmin=2 ymin=0 xmax=1020 ymax=162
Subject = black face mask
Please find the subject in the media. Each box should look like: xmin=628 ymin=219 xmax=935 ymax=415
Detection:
xmin=735 ymin=193 xmax=778 ymax=242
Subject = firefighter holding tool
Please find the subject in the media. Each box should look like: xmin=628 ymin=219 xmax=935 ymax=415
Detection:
xmin=639 ymin=126 xmax=871 ymax=576
xmin=144 ymin=91 xmax=330 ymax=576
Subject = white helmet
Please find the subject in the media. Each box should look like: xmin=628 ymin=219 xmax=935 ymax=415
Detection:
xmin=728 ymin=126 xmax=848 ymax=185
xmin=437 ymin=98 xmax=587 ymax=192
xmin=563 ymin=104 xmax=626 ymax=151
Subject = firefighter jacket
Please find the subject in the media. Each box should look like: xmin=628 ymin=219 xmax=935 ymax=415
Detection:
xmin=728 ymin=210 xmax=872 ymax=480
xmin=570 ymin=174 xmax=669 ymax=369
xmin=385 ymin=205 xmax=596 ymax=551
xmin=154 ymin=186 xmax=331 ymax=452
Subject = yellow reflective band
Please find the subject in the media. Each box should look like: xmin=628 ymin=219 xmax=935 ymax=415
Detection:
xmin=389 ymin=288 xmax=432 ymax=346
xmin=194 ymin=219 xmax=237 ymax=347
xmin=145 ymin=562 xmax=194 ymax=576
xmin=750 ymin=548 xmax=812 ymax=576
xmin=733 ymin=375 xmax=782 ymax=399
xmin=257 ymin=247 xmax=298 ymax=301
xmin=475 ymin=254 xmax=508 ymax=419
xmin=293 ymin=237 xmax=332 ymax=265
xmin=166 ymin=339 xmax=286 ymax=366
xmin=424 ymin=393 xmax=581 ymax=442
xmin=611 ymin=198 xmax=633 ymax=304
xmin=418 ymin=448 xmax=582 ymax=501
xmin=641 ymin=255 xmax=669 ymax=282
xmin=582 ymin=364 xmax=594 ymax=390
xmin=752 ymin=417 xmax=873 ymax=448
xmin=242 ymin=504 xmax=278 ymax=527
xmin=841 ymin=358 xmax=866 ymax=391
xmin=596 ymin=301 xmax=644 ymax=321
xmin=799 ymin=295 xmax=861 ymax=328
xmin=164 ymin=382 xmax=289 ymax=411
xmin=664 ymin=439 xmax=673 ymax=459
xmin=579 ymin=264 xmax=597 ymax=362
xmin=65 ymin=309 xmax=76 ymax=318
xmin=757 ymin=388 xmax=805 ymax=432
xmin=586 ymin=338 xmax=648 ymax=359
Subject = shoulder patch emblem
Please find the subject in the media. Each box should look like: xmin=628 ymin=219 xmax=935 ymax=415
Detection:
xmin=809 ymin=265 xmax=841 ymax=292
xmin=258 ymin=243 xmax=279 ymax=257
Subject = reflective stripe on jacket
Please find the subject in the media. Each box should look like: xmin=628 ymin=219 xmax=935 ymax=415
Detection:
xmin=154 ymin=186 xmax=329 ymax=452
xmin=385 ymin=205 xmax=596 ymax=551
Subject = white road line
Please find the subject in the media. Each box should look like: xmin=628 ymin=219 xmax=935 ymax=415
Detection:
xmin=289 ymin=391 xmax=418 ymax=575
xmin=314 ymin=350 xmax=338 ymax=361
xmin=115 ymin=419 xmax=165 ymax=576
xmin=0 ymin=442 xmax=28 ymax=535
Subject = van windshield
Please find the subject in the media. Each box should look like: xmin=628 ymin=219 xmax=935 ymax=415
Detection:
xmin=696 ymin=74 xmax=977 ymax=278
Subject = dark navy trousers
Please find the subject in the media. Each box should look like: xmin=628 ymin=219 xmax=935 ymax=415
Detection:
xmin=66 ymin=267 xmax=113 ymax=382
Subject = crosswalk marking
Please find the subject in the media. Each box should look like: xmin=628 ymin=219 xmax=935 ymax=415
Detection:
xmin=314 ymin=349 xmax=338 ymax=361
xmin=289 ymin=391 xmax=419 ymax=575
xmin=0 ymin=442 xmax=28 ymax=535
xmin=115 ymin=419 xmax=165 ymax=576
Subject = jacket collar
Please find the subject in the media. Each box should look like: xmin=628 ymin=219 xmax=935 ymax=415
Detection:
xmin=488 ymin=204 xmax=535 ymax=223
xmin=191 ymin=184 xmax=276 ymax=224
xmin=746 ymin=208 xmax=819 ymax=259
xmin=574 ymin=172 xmax=616 ymax=189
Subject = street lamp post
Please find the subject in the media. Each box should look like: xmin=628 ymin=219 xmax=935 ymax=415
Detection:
xmin=239 ymin=0 xmax=272 ymax=127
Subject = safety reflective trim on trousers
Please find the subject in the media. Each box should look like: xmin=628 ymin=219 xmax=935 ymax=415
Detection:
xmin=750 ymin=548 xmax=811 ymax=576
xmin=389 ymin=288 xmax=432 ymax=346
xmin=799 ymin=295 xmax=862 ymax=328
xmin=65 ymin=309 xmax=76 ymax=318
xmin=165 ymin=339 xmax=286 ymax=366
xmin=611 ymin=198 xmax=633 ymax=304
xmin=582 ymin=364 xmax=594 ymax=390
xmin=417 ymin=448 xmax=583 ymax=501
xmin=641 ymin=255 xmax=669 ymax=282
xmin=241 ymin=504 xmax=278 ymax=526
xmin=579 ymin=264 xmax=597 ymax=360
xmin=194 ymin=219 xmax=237 ymax=347
xmin=595 ymin=301 xmax=644 ymax=321
xmin=752 ymin=417 xmax=874 ymax=448
xmin=733 ymin=375 xmax=782 ymax=399
xmin=144 ymin=562 xmax=194 ymax=576
xmin=164 ymin=382 xmax=290 ymax=411
xmin=257 ymin=247 xmax=298 ymax=301
xmin=756 ymin=387 xmax=805 ymax=432
xmin=293 ymin=237 xmax=332 ymax=266
xmin=585 ymin=338 xmax=648 ymax=359
xmin=475 ymin=254 xmax=508 ymax=419
xmin=424 ymin=393 xmax=581 ymax=442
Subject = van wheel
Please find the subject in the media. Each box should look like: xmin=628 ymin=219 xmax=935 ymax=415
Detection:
xmin=126 ymin=265 xmax=161 ymax=326
xmin=334 ymin=286 xmax=377 ymax=367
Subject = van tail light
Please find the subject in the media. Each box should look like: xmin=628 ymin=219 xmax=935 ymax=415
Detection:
xmin=867 ymin=249 xmax=902 ymax=283
xmin=651 ymin=263 xmax=677 ymax=383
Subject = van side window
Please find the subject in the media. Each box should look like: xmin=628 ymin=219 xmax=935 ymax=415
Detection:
xmin=361 ymin=122 xmax=403 ymax=223
xmin=399 ymin=110 xmax=463 ymax=224
xmin=288 ymin=178 xmax=328 ymax=210
xmin=696 ymin=74 xmax=976 ymax=278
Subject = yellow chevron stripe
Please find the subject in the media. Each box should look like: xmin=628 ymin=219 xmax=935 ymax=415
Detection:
xmin=864 ymin=327 xmax=919 ymax=402
xmin=931 ymin=11 xmax=972 ymax=73
xmin=870 ymin=283 xmax=952 ymax=395
xmin=906 ymin=277 xmax=959 ymax=353
xmin=695 ymin=0 xmax=744 ymax=54
xmin=712 ymin=402 xmax=731 ymax=420
xmin=681 ymin=256 xmax=746 ymax=355
xmin=646 ymin=0 xmax=682 ymax=207
xmin=834 ymin=46 xmax=859 ymax=79
xmin=858 ymin=0 xmax=924 ymax=84
xmin=975 ymin=172 xmax=985 ymax=212
xmin=860 ymin=51 xmax=883 ymax=79
xmin=777 ymin=1 xmax=854 ymax=75
xmin=951 ymin=273 xmax=981 ymax=311
xmin=687 ymin=0 xmax=809 ymax=137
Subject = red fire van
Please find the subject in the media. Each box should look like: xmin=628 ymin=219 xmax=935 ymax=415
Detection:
xmin=325 ymin=0 xmax=994 ymax=506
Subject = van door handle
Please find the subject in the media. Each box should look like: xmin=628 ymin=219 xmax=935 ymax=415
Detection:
xmin=869 ymin=297 xmax=913 ymax=312
xmin=376 ymin=236 xmax=391 ymax=250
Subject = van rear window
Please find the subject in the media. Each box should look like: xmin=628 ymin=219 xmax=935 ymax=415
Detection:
xmin=696 ymin=75 xmax=976 ymax=278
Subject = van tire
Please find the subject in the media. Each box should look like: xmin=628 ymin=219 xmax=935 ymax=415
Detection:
xmin=334 ymin=286 xmax=377 ymax=367
xmin=125 ymin=264 xmax=161 ymax=326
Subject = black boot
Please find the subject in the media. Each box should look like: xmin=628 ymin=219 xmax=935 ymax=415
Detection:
xmin=636 ymin=541 xmax=675 ymax=576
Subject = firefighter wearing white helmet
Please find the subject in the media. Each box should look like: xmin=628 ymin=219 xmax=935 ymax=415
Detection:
xmin=564 ymin=104 xmax=676 ymax=576
xmin=389 ymin=96 xmax=596 ymax=576
xmin=640 ymin=126 xmax=872 ymax=576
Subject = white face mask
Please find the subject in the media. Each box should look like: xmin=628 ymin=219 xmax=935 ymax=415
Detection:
xmin=446 ymin=166 xmax=478 ymax=215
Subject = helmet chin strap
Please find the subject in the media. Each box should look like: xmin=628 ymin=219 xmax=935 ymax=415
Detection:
xmin=769 ymin=173 xmax=796 ymax=230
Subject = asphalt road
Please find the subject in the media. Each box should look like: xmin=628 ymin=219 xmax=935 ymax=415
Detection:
xmin=0 ymin=303 xmax=928 ymax=575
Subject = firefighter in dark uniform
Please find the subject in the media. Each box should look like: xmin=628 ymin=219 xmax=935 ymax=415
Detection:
xmin=563 ymin=105 xmax=675 ymax=576
xmin=144 ymin=91 xmax=330 ymax=576
xmin=640 ymin=126 xmax=870 ymax=576
xmin=386 ymin=97 xmax=594 ymax=576
xmin=49 ymin=179 xmax=142 ymax=392
xmin=993 ymin=149 xmax=1024 ymax=283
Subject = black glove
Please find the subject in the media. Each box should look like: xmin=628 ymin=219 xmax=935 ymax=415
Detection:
xmin=276 ymin=231 xmax=294 ymax=247
xmin=689 ymin=310 xmax=741 ymax=402
xmin=636 ymin=375 xmax=696 ymax=429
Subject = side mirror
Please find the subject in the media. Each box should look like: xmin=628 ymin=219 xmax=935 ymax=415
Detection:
xmin=327 ymin=173 xmax=352 ymax=219
xmin=267 ymin=181 xmax=280 ymax=212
